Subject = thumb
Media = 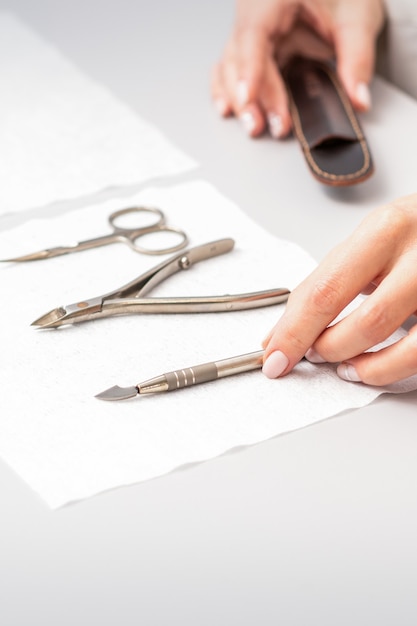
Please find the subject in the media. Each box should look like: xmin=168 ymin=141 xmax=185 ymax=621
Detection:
xmin=334 ymin=21 xmax=378 ymax=111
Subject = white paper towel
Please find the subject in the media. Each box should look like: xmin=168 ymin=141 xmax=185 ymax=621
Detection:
xmin=1 ymin=180 xmax=416 ymax=508
xmin=0 ymin=13 xmax=196 ymax=215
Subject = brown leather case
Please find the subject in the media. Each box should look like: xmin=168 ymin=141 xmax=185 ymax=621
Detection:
xmin=284 ymin=57 xmax=374 ymax=186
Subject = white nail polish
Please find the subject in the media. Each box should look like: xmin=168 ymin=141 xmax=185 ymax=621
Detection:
xmin=237 ymin=80 xmax=249 ymax=106
xmin=262 ymin=351 xmax=289 ymax=379
xmin=356 ymin=82 xmax=371 ymax=110
xmin=337 ymin=363 xmax=362 ymax=383
xmin=267 ymin=112 xmax=283 ymax=139
xmin=305 ymin=347 xmax=326 ymax=363
xmin=240 ymin=111 xmax=256 ymax=135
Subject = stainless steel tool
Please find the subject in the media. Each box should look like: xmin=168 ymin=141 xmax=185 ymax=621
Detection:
xmin=95 ymin=350 xmax=265 ymax=401
xmin=1 ymin=206 xmax=188 ymax=262
xmin=31 ymin=238 xmax=290 ymax=328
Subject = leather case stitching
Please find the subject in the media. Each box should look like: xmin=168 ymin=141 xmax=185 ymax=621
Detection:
xmin=287 ymin=62 xmax=372 ymax=182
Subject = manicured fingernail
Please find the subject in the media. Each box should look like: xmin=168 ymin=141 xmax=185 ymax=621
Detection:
xmin=305 ymin=347 xmax=326 ymax=363
xmin=262 ymin=351 xmax=289 ymax=379
xmin=356 ymin=82 xmax=371 ymax=110
xmin=214 ymin=98 xmax=228 ymax=116
xmin=237 ymin=79 xmax=249 ymax=106
xmin=267 ymin=112 xmax=283 ymax=138
xmin=240 ymin=111 xmax=256 ymax=135
xmin=337 ymin=363 xmax=362 ymax=382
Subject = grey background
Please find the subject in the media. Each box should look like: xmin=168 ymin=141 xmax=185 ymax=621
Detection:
xmin=1 ymin=1 xmax=417 ymax=625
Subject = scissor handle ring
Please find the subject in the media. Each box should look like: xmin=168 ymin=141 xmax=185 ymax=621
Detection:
xmin=109 ymin=206 xmax=188 ymax=255
xmin=127 ymin=226 xmax=189 ymax=255
xmin=109 ymin=206 xmax=165 ymax=230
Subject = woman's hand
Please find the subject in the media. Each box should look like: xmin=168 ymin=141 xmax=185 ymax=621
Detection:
xmin=262 ymin=193 xmax=417 ymax=386
xmin=211 ymin=0 xmax=385 ymax=138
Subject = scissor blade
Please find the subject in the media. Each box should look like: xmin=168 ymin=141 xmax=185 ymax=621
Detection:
xmin=0 ymin=249 xmax=52 ymax=262
xmin=0 ymin=245 xmax=81 ymax=262
xmin=95 ymin=385 xmax=139 ymax=401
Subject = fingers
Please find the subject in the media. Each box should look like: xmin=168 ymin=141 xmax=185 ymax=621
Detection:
xmin=258 ymin=60 xmax=292 ymax=138
xmin=261 ymin=259 xmax=371 ymax=378
xmin=334 ymin=22 xmax=374 ymax=110
xmin=212 ymin=0 xmax=386 ymax=135
xmin=307 ymin=256 xmax=417 ymax=360
xmin=262 ymin=231 xmax=391 ymax=376
xmin=211 ymin=62 xmax=233 ymax=118
xmin=308 ymin=203 xmax=417 ymax=364
xmin=332 ymin=1 xmax=385 ymax=111
xmin=211 ymin=55 xmax=268 ymax=137
xmin=211 ymin=23 xmax=292 ymax=138
xmin=262 ymin=198 xmax=417 ymax=379
xmin=337 ymin=323 xmax=417 ymax=386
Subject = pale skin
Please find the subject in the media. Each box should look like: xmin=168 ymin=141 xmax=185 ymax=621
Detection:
xmin=211 ymin=0 xmax=385 ymax=137
xmin=262 ymin=194 xmax=417 ymax=386
xmin=213 ymin=0 xmax=416 ymax=385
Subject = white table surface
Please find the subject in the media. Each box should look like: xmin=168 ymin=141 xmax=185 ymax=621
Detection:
xmin=0 ymin=1 xmax=416 ymax=624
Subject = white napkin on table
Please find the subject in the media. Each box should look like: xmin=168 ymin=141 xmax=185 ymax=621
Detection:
xmin=1 ymin=180 xmax=416 ymax=508
xmin=0 ymin=13 xmax=196 ymax=215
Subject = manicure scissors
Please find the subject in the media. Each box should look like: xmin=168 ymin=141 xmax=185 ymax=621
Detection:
xmin=31 ymin=238 xmax=290 ymax=328
xmin=1 ymin=206 xmax=188 ymax=262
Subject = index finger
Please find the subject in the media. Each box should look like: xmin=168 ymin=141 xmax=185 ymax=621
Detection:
xmin=262 ymin=210 xmax=397 ymax=377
